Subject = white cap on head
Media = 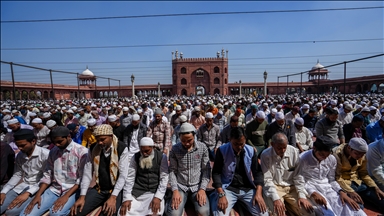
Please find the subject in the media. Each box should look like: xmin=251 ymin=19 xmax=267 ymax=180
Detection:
xmin=29 ymin=112 xmax=37 ymax=117
xmin=275 ymin=112 xmax=284 ymax=120
xmin=32 ymin=118 xmax=42 ymax=124
xmin=194 ymin=106 xmax=201 ymax=112
xmin=271 ymin=108 xmax=277 ymax=115
xmin=66 ymin=110 xmax=74 ymax=114
xmin=302 ymin=104 xmax=310 ymax=109
xmin=369 ymin=106 xmax=377 ymax=111
xmin=132 ymin=114 xmax=140 ymax=121
xmin=175 ymin=105 xmax=182 ymax=111
xmin=43 ymin=112 xmax=51 ymax=118
xmin=344 ymin=104 xmax=353 ymax=111
xmin=123 ymin=107 xmax=129 ymax=111
xmin=330 ymin=100 xmax=337 ymax=105
xmin=349 ymin=138 xmax=368 ymax=153
xmin=87 ymin=118 xmax=97 ymax=126
xmin=256 ymin=111 xmax=266 ymax=119
xmin=137 ymin=108 xmax=143 ymax=114
xmin=46 ymin=120 xmax=57 ymax=128
xmin=179 ymin=115 xmax=188 ymax=123
xmin=179 ymin=123 xmax=196 ymax=134
xmin=205 ymin=112 xmax=213 ymax=119
xmin=361 ymin=107 xmax=370 ymax=112
xmin=295 ymin=117 xmax=304 ymax=126
xmin=11 ymin=110 xmax=18 ymax=114
xmin=108 ymin=115 xmax=117 ymax=122
xmin=7 ymin=119 xmax=19 ymax=125
xmin=276 ymin=105 xmax=282 ymax=109
xmin=140 ymin=137 xmax=155 ymax=146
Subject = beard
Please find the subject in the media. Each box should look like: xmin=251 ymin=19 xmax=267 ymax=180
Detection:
xmin=139 ymin=151 xmax=155 ymax=169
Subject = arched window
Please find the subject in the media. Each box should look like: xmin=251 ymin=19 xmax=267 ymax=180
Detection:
xmin=214 ymin=66 xmax=220 ymax=73
xmin=181 ymin=67 xmax=186 ymax=74
xmin=214 ymin=78 xmax=220 ymax=84
xmin=181 ymin=78 xmax=187 ymax=85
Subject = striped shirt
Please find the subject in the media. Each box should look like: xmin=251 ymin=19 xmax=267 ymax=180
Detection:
xmin=169 ymin=141 xmax=210 ymax=192
xmin=149 ymin=120 xmax=171 ymax=150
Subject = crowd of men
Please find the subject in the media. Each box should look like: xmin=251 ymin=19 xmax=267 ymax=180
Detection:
xmin=0 ymin=92 xmax=384 ymax=216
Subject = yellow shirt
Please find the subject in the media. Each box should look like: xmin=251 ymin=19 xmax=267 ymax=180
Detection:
xmin=332 ymin=143 xmax=377 ymax=192
xmin=82 ymin=129 xmax=97 ymax=148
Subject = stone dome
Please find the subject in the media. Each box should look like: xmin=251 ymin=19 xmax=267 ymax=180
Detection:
xmin=82 ymin=68 xmax=94 ymax=76
xmin=312 ymin=60 xmax=324 ymax=70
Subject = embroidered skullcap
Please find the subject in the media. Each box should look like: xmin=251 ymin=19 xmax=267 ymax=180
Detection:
xmin=369 ymin=106 xmax=377 ymax=111
xmin=179 ymin=115 xmax=188 ymax=123
xmin=256 ymin=111 xmax=266 ymax=119
xmin=271 ymin=108 xmax=277 ymax=115
xmin=67 ymin=123 xmax=78 ymax=131
xmin=275 ymin=112 xmax=285 ymax=120
xmin=175 ymin=105 xmax=182 ymax=111
xmin=51 ymin=126 xmax=70 ymax=137
xmin=46 ymin=120 xmax=57 ymax=128
xmin=344 ymin=104 xmax=353 ymax=111
xmin=122 ymin=107 xmax=129 ymax=111
xmin=361 ymin=107 xmax=370 ymax=112
xmin=87 ymin=118 xmax=97 ymax=126
xmin=107 ymin=115 xmax=118 ymax=122
xmin=93 ymin=124 xmax=113 ymax=136
xmin=7 ymin=118 xmax=19 ymax=125
xmin=294 ymin=117 xmax=304 ymax=126
xmin=29 ymin=112 xmax=37 ymax=117
xmin=43 ymin=112 xmax=51 ymax=118
xmin=194 ymin=106 xmax=201 ymax=112
xmin=349 ymin=138 xmax=368 ymax=153
xmin=179 ymin=123 xmax=195 ymax=134
xmin=32 ymin=118 xmax=42 ymax=124
xmin=154 ymin=108 xmax=163 ymax=115
xmin=140 ymin=137 xmax=155 ymax=146
xmin=302 ymin=104 xmax=310 ymax=109
xmin=205 ymin=112 xmax=214 ymax=119
xmin=14 ymin=129 xmax=35 ymax=141
xmin=132 ymin=114 xmax=140 ymax=121
xmin=66 ymin=110 xmax=74 ymax=114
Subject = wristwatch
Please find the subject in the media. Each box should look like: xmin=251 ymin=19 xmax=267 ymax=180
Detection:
xmin=218 ymin=192 xmax=226 ymax=198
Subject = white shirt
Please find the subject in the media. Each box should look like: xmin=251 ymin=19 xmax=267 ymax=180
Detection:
xmin=80 ymin=146 xmax=129 ymax=197
xmin=1 ymin=146 xmax=49 ymax=195
xmin=285 ymin=112 xmax=300 ymax=122
xmin=295 ymin=127 xmax=313 ymax=151
xmin=123 ymin=152 xmax=169 ymax=202
xmin=129 ymin=129 xmax=140 ymax=155
xmin=260 ymin=145 xmax=306 ymax=201
xmin=34 ymin=126 xmax=50 ymax=147
xmin=338 ymin=111 xmax=353 ymax=126
xmin=166 ymin=110 xmax=176 ymax=122
xmin=367 ymin=139 xmax=384 ymax=185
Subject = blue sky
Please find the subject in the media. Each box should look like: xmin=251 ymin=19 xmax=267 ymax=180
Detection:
xmin=1 ymin=1 xmax=383 ymax=86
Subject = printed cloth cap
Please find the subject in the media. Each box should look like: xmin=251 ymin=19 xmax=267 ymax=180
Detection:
xmin=7 ymin=119 xmax=19 ymax=125
xmin=46 ymin=120 xmax=57 ymax=128
xmin=205 ymin=112 xmax=214 ymax=119
xmin=14 ymin=129 xmax=35 ymax=141
xmin=179 ymin=115 xmax=188 ymax=123
xmin=87 ymin=118 xmax=97 ymax=126
xmin=256 ymin=111 xmax=266 ymax=119
xmin=51 ymin=126 xmax=70 ymax=137
xmin=108 ymin=115 xmax=118 ymax=122
xmin=93 ymin=124 xmax=113 ymax=136
xmin=32 ymin=118 xmax=42 ymax=124
xmin=140 ymin=137 xmax=155 ymax=146
xmin=275 ymin=112 xmax=285 ymax=120
xmin=349 ymin=138 xmax=368 ymax=153
xmin=295 ymin=117 xmax=304 ymax=126
xmin=132 ymin=114 xmax=140 ymax=121
xmin=179 ymin=123 xmax=195 ymax=133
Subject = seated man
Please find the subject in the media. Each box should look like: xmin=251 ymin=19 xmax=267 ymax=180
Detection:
xmin=343 ymin=115 xmax=367 ymax=143
xmin=296 ymin=136 xmax=366 ymax=216
xmin=21 ymin=126 xmax=88 ymax=216
xmin=332 ymin=137 xmax=384 ymax=212
xmin=211 ymin=127 xmax=268 ymax=216
xmin=294 ymin=117 xmax=313 ymax=153
xmin=0 ymin=129 xmax=48 ymax=216
xmin=67 ymin=123 xmax=86 ymax=145
xmin=119 ymin=137 xmax=169 ymax=216
xmin=167 ymin=123 xmax=211 ymax=216
xmin=260 ymin=133 xmax=315 ymax=216
xmin=0 ymin=140 xmax=14 ymax=189
xmin=367 ymin=128 xmax=384 ymax=191
xmin=71 ymin=124 xmax=128 ymax=216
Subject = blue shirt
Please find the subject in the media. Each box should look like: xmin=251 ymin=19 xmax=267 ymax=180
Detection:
xmin=14 ymin=116 xmax=26 ymax=125
xmin=366 ymin=121 xmax=383 ymax=143
xmin=71 ymin=125 xmax=86 ymax=144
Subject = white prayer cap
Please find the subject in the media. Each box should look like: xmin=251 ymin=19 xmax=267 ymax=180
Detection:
xmin=140 ymin=137 xmax=155 ymax=147
xmin=108 ymin=115 xmax=117 ymax=122
xmin=32 ymin=118 xmax=42 ymax=124
xmin=302 ymin=104 xmax=310 ymax=109
xmin=271 ymin=108 xmax=277 ymax=115
xmin=29 ymin=112 xmax=37 ymax=117
xmin=71 ymin=106 xmax=77 ymax=111
xmin=122 ymin=107 xmax=129 ymax=111
xmin=179 ymin=123 xmax=196 ymax=133
xmin=87 ymin=118 xmax=97 ymax=126
xmin=117 ymin=105 xmax=122 ymax=108
xmin=369 ymin=106 xmax=377 ymax=111
xmin=330 ymin=100 xmax=337 ymax=105
xmin=137 ymin=108 xmax=143 ymax=114
xmin=262 ymin=103 xmax=268 ymax=107
xmin=275 ymin=112 xmax=284 ymax=120
xmin=316 ymin=103 xmax=322 ymax=106
xmin=349 ymin=138 xmax=368 ymax=153
xmin=356 ymin=105 xmax=362 ymax=109
xmin=361 ymin=107 xmax=370 ymax=112
xmin=276 ymin=105 xmax=282 ymax=109
xmin=205 ymin=112 xmax=213 ymax=119
xmin=43 ymin=112 xmax=51 ymax=118
xmin=11 ymin=110 xmax=19 ymax=114
xmin=194 ymin=106 xmax=201 ymax=112
xmin=344 ymin=104 xmax=353 ymax=111
xmin=179 ymin=115 xmax=188 ymax=123
xmin=295 ymin=117 xmax=304 ymax=126
xmin=7 ymin=119 xmax=19 ymax=125
xmin=132 ymin=114 xmax=140 ymax=121
xmin=66 ymin=110 xmax=74 ymax=114
xmin=175 ymin=105 xmax=182 ymax=111
xmin=62 ymin=107 xmax=67 ymax=110
xmin=2 ymin=109 xmax=11 ymax=113
xmin=256 ymin=111 xmax=266 ymax=119
xmin=46 ymin=120 xmax=57 ymax=128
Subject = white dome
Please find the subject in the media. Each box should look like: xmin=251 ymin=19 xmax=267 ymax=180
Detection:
xmin=312 ymin=60 xmax=324 ymax=70
xmin=82 ymin=68 xmax=94 ymax=76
